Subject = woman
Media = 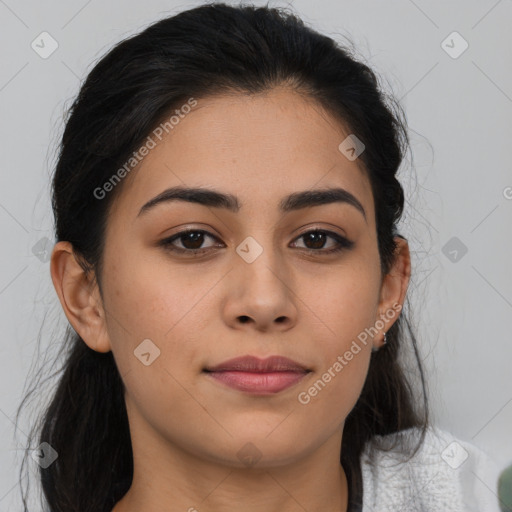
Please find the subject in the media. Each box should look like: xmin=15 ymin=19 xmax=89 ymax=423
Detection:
xmin=16 ymin=3 xmax=501 ymax=511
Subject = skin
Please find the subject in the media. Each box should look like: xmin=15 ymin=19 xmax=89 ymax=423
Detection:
xmin=50 ymin=87 xmax=411 ymax=512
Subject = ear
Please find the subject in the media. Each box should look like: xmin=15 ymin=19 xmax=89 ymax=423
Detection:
xmin=373 ymin=236 xmax=411 ymax=350
xmin=50 ymin=241 xmax=112 ymax=353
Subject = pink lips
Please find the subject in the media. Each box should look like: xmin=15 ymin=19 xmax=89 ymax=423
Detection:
xmin=203 ymin=355 xmax=310 ymax=394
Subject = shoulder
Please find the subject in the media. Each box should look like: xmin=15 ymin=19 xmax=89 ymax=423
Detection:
xmin=359 ymin=425 xmax=502 ymax=512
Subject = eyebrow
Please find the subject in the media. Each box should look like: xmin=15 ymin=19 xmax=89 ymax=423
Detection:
xmin=137 ymin=186 xmax=367 ymax=221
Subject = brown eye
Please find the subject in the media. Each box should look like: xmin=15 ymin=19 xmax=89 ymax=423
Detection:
xmin=159 ymin=229 xmax=223 ymax=254
xmin=291 ymin=230 xmax=354 ymax=254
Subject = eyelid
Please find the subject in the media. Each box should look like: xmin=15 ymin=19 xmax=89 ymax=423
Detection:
xmin=294 ymin=223 xmax=347 ymax=239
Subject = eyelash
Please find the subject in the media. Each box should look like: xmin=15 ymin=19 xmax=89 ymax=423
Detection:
xmin=158 ymin=228 xmax=354 ymax=256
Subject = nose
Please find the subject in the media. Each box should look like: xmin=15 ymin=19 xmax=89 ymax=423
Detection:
xmin=222 ymin=249 xmax=298 ymax=333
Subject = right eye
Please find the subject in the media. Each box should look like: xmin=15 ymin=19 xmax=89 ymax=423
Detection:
xmin=159 ymin=229 xmax=224 ymax=255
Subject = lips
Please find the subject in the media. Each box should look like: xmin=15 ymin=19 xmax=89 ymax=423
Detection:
xmin=203 ymin=355 xmax=311 ymax=394
xmin=203 ymin=355 xmax=310 ymax=373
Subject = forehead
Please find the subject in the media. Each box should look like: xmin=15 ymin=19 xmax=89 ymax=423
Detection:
xmin=110 ymin=87 xmax=374 ymax=223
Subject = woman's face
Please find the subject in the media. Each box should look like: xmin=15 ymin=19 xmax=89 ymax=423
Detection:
xmin=53 ymin=87 xmax=409 ymax=470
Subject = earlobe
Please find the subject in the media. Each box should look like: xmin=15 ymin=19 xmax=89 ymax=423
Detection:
xmin=50 ymin=241 xmax=112 ymax=353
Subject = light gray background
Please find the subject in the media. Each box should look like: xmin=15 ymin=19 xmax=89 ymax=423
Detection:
xmin=1 ymin=0 xmax=511 ymax=509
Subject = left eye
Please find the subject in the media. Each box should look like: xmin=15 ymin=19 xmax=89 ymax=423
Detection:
xmin=159 ymin=229 xmax=354 ymax=255
xmin=290 ymin=230 xmax=354 ymax=254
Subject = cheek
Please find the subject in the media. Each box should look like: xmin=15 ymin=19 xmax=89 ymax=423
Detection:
xmin=294 ymin=262 xmax=379 ymax=410
xmin=101 ymin=252 xmax=217 ymax=380
xmin=104 ymin=252 xmax=211 ymax=336
xmin=303 ymin=262 xmax=380 ymax=343
xmin=101 ymin=257 xmax=212 ymax=429
xmin=295 ymin=274 xmax=375 ymax=431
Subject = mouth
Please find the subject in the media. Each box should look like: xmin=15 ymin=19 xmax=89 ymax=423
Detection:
xmin=203 ymin=355 xmax=311 ymax=395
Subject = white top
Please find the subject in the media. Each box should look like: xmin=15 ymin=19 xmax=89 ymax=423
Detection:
xmin=360 ymin=426 xmax=502 ymax=511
